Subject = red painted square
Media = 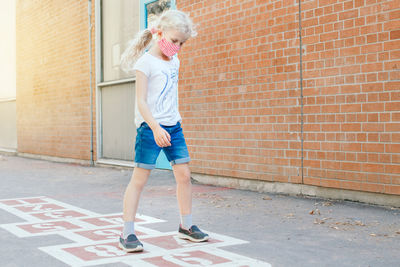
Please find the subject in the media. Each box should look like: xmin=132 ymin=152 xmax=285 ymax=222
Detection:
xmin=75 ymin=226 xmax=124 ymax=241
xmin=0 ymin=200 xmax=22 ymax=206
xmin=23 ymin=198 xmax=48 ymax=204
xmin=0 ymin=198 xmax=47 ymax=206
xmin=15 ymin=204 xmax=65 ymax=213
xmin=74 ymin=226 xmax=146 ymax=241
xmin=143 ymin=250 xmax=231 ymax=266
xmin=142 ymin=234 xmax=222 ymax=250
xmin=63 ymin=242 xmax=147 ymax=261
xmin=18 ymin=221 xmax=81 ymax=234
xmin=31 ymin=210 xmax=88 ymax=220
xmin=81 ymin=215 xmax=143 ymax=227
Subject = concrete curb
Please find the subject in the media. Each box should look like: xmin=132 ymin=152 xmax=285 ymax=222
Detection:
xmin=2 ymin=151 xmax=399 ymax=208
xmin=14 ymin=152 xmax=92 ymax=166
xmin=191 ymin=173 xmax=400 ymax=208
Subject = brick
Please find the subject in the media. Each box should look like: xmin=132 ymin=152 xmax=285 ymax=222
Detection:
xmin=361 ymin=183 xmax=384 ymax=193
xmin=386 ymin=144 xmax=400 ymax=153
xmin=385 ymin=185 xmax=400 ymax=195
xmin=362 ymin=143 xmax=384 ymax=152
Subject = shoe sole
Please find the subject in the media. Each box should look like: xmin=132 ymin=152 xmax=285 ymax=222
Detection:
xmin=118 ymin=242 xmax=144 ymax=252
xmin=177 ymin=232 xmax=209 ymax=242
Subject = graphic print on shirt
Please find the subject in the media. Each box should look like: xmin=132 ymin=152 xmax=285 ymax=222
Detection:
xmin=156 ymin=67 xmax=178 ymax=117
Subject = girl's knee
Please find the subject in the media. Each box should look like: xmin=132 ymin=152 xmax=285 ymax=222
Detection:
xmin=173 ymin=164 xmax=191 ymax=184
xmin=131 ymin=177 xmax=147 ymax=190
xmin=130 ymin=167 xmax=151 ymax=189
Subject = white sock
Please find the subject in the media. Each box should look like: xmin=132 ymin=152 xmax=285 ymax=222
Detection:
xmin=123 ymin=221 xmax=135 ymax=239
xmin=180 ymin=214 xmax=193 ymax=230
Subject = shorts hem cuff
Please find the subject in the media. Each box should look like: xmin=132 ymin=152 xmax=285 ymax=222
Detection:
xmin=134 ymin=162 xmax=156 ymax=170
xmin=170 ymin=157 xmax=191 ymax=166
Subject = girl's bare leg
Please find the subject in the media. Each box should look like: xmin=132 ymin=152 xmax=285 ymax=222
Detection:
xmin=172 ymin=163 xmax=192 ymax=217
xmin=123 ymin=167 xmax=151 ymax=222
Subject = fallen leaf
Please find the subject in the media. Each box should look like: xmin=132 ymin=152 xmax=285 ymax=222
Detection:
xmin=309 ymin=208 xmax=320 ymax=215
xmin=322 ymin=202 xmax=333 ymax=206
xmin=263 ymin=196 xmax=272 ymax=200
xmin=370 ymin=233 xmax=377 ymax=236
xmin=396 ymin=231 xmax=400 ymax=234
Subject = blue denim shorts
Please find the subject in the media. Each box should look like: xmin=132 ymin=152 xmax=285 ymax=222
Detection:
xmin=134 ymin=121 xmax=191 ymax=169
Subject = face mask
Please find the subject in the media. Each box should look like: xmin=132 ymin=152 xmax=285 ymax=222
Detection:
xmin=158 ymin=37 xmax=181 ymax=57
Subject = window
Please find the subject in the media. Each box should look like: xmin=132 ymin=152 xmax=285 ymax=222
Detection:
xmin=141 ymin=0 xmax=176 ymax=29
xmin=101 ymin=0 xmax=140 ymax=82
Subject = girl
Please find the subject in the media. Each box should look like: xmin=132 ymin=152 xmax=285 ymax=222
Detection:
xmin=119 ymin=10 xmax=208 ymax=252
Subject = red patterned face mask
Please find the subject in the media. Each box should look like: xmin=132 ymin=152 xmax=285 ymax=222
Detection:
xmin=158 ymin=37 xmax=181 ymax=57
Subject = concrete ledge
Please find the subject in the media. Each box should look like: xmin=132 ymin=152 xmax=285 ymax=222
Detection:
xmin=0 ymin=148 xmax=17 ymax=155
xmin=3 ymin=151 xmax=399 ymax=208
xmin=191 ymin=173 xmax=400 ymax=208
xmin=15 ymin=152 xmax=92 ymax=166
xmin=96 ymin=158 xmax=135 ymax=169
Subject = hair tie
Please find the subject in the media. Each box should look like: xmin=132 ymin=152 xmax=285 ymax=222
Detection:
xmin=150 ymin=27 xmax=158 ymax=34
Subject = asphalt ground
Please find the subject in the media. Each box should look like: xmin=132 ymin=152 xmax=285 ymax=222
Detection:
xmin=0 ymin=154 xmax=399 ymax=267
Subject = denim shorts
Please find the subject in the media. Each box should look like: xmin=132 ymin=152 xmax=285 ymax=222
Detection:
xmin=134 ymin=121 xmax=191 ymax=169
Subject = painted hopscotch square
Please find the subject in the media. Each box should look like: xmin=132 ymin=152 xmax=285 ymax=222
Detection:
xmin=15 ymin=203 xmax=66 ymax=213
xmin=63 ymin=242 xmax=149 ymax=261
xmin=31 ymin=210 xmax=89 ymax=221
xmin=70 ymin=224 xmax=165 ymax=243
xmin=39 ymin=240 xmax=154 ymax=266
xmin=141 ymin=233 xmax=223 ymax=250
xmin=124 ymin=248 xmax=272 ymax=267
xmin=142 ymin=250 xmax=230 ymax=266
xmin=80 ymin=213 xmax=165 ymax=227
xmin=17 ymin=221 xmax=82 ymax=234
xmin=0 ymin=197 xmax=48 ymax=206
xmin=0 ymin=196 xmax=100 ymax=224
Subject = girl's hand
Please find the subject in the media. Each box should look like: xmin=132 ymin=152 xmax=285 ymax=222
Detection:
xmin=153 ymin=125 xmax=171 ymax=147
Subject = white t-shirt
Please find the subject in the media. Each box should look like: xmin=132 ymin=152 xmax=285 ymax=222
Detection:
xmin=133 ymin=52 xmax=182 ymax=128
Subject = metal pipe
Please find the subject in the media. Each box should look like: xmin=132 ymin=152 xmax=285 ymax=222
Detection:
xmin=88 ymin=0 xmax=94 ymax=166
xmin=298 ymin=0 xmax=304 ymax=184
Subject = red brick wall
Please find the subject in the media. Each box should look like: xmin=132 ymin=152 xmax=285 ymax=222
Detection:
xmin=301 ymin=0 xmax=400 ymax=195
xmin=178 ymin=0 xmax=400 ymax=195
xmin=16 ymin=0 xmax=96 ymax=161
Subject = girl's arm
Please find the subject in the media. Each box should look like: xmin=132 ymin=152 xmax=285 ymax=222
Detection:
xmin=136 ymin=70 xmax=171 ymax=147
